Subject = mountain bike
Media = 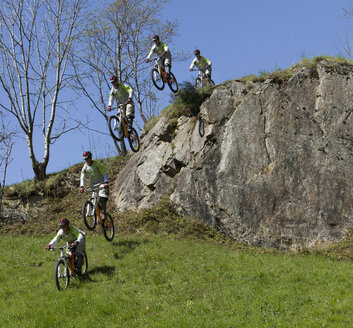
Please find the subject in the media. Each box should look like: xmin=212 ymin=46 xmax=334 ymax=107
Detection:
xmin=108 ymin=104 xmax=140 ymax=152
xmin=151 ymin=58 xmax=178 ymax=93
xmin=51 ymin=245 xmax=88 ymax=291
xmin=192 ymin=69 xmax=215 ymax=88
xmin=82 ymin=184 xmax=115 ymax=241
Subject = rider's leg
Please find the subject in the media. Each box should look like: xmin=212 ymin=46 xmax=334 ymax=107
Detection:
xmin=75 ymin=252 xmax=83 ymax=275
xmin=205 ymin=67 xmax=212 ymax=80
xmin=164 ymin=57 xmax=172 ymax=79
xmin=126 ymin=103 xmax=135 ymax=132
xmin=99 ymin=196 xmax=108 ymax=221
xmin=127 ymin=115 xmax=134 ymax=131
xmin=75 ymin=242 xmax=85 ymax=276
xmin=156 ymin=57 xmax=164 ymax=73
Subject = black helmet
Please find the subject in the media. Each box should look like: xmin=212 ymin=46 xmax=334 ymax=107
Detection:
xmin=152 ymin=35 xmax=159 ymax=41
xmin=194 ymin=49 xmax=200 ymax=55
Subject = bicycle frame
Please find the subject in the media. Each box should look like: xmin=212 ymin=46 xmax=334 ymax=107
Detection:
xmin=195 ymin=69 xmax=211 ymax=85
xmin=111 ymin=105 xmax=130 ymax=137
xmin=52 ymin=246 xmax=77 ymax=276
xmin=154 ymin=59 xmax=168 ymax=82
xmin=88 ymin=185 xmax=104 ymax=225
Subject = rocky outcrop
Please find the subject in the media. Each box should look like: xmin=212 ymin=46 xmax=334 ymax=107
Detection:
xmin=113 ymin=59 xmax=353 ymax=250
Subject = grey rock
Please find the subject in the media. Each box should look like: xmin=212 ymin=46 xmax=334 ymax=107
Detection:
xmin=112 ymin=61 xmax=353 ymax=250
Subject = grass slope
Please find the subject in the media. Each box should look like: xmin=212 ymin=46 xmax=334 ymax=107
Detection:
xmin=2 ymin=57 xmax=353 ymax=326
xmin=2 ymin=234 xmax=353 ymax=327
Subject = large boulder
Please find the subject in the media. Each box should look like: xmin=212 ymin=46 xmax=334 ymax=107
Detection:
xmin=113 ymin=60 xmax=353 ymax=250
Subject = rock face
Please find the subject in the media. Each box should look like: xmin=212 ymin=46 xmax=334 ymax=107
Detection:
xmin=113 ymin=60 xmax=353 ymax=250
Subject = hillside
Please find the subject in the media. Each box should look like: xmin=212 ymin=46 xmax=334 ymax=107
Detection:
xmin=2 ymin=57 xmax=353 ymax=256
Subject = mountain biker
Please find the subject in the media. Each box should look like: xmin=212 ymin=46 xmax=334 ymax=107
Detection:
xmin=79 ymin=151 xmax=109 ymax=222
xmin=45 ymin=218 xmax=86 ymax=276
xmin=107 ymin=76 xmax=135 ymax=132
xmin=189 ymin=49 xmax=212 ymax=80
xmin=145 ymin=35 xmax=172 ymax=80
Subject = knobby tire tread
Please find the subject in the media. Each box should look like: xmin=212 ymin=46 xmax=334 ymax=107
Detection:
xmin=108 ymin=115 xmax=124 ymax=141
xmin=82 ymin=200 xmax=96 ymax=231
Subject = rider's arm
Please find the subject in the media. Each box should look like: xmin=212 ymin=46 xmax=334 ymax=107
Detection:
xmin=205 ymin=57 xmax=212 ymax=66
xmin=49 ymin=229 xmax=64 ymax=247
xmin=163 ymin=43 xmax=169 ymax=53
xmin=108 ymin=87 xmax=115 ymax=107
xmin=80 ymin=165 xmax=87 ymax=188
xmin=146 ymin=44 xmax=156 ymax=60
xmin=125 ymin=85 xmax=134 ymax=99
xmin=189 ymin=58 xmax=196 ymax=70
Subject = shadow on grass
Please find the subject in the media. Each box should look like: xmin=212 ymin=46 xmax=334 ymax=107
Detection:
xmin=79 ymin=265 xmax=116 ymax=283
xmin=112 ymin=238 xmax=149 ymax=260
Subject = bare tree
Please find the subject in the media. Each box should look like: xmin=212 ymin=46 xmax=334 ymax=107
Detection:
xmin=340 ymin=7 xmax=353 ymax=58
xmin=0 ymin=0 xmax=87 ymax=181
xmin=0 ymin=114 xmax=15 ymax=211
xmin=73 ymin=0 xmax=183 ymax=154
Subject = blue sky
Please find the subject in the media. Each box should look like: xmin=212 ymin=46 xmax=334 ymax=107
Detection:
xmin=4 ymin=0 xmax=353 ymax=185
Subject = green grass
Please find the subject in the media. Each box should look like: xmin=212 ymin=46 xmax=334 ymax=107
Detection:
xmin=238 ymin=56 xmax=353 ymax=87
xmin=2 ymin=234 xmax=353 ymax=327
xmin=143 ymin=82 xmax=213 ymax=135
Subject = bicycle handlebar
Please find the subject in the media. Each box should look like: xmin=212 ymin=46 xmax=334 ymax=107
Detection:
xmin=87 ymin=183 xmax=107 ymax=192
xmin=50 ymin=246 xmax=67 ymax=252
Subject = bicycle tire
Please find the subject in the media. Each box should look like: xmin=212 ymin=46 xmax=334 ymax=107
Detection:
xmin=108 ymin=115 xmax=124 ymax=141
xmin=209 ymin=79 xmax=215 ymax=87
xmin=82 ymin=200 xmax=96 ymax=231
xmin=55 ymin=259 xmax=70 ymax=290
xmin=195 ymin=77 xmax=202 ymax=88
xmin=167 ymin=72 xmax=178 ymax=93
xmin=128 ymin=128 xmax=140 ymax=152
xmin=102 ymin=213 xmax=114 ymax=242
xmin=81 ymin=252 xmax=88 ymax=275
xmin=151 ymin=68 xmax=165 ymax=90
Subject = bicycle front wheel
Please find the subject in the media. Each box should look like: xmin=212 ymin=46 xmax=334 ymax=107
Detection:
xmin=108 ymin=115 xmax=124 ymax=141
xmin=151 ymin=68 xmax=165 ymax=90
xmin=102 ymin=213 xmax=115 ymax=242
xmin=82 ymin=200 xmax=96 ymax=231
xmin=55 ymin=259 xmax=70 ymax=290
xmin=128 ymin=128 xmax=140 ymax=152
xmin=167 ymin=72 xmax=178 ymax=93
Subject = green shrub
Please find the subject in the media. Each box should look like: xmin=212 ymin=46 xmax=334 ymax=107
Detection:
xmin=168 ymin=82 xmax=213 ymax=117
xmin=115 ymin=197 xmax=224 ymax=242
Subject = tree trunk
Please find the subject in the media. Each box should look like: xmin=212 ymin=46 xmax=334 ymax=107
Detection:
xmin=33 ymin=162 xmax=47 ymax=181
xmin=120 ymin=139 xmax=127 ymax=156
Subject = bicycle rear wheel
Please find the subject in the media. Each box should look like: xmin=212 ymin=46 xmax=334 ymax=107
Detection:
xmin=167 ymin=72 xmax=178 ymax=93
xmin=82 ymin=200 xmax=96 ymax=231
xmin=128 ymin=128 xmax=140 ymax=152
xmin=55 ymin=259 xmax=70 ymax=290
xmin=108 ymin=115 xmax=124 ymax=141
xmin=198 ymin=117 xmax=205 ymax=137
xmin=81 ymin=252 xmax=88 ymax=275
xmin=102 ymin=213 xmax=114 ymax=241
xmin=208 ymin=79 xmax=215 ymax=87
xmin=151 ymin=68 xmax=165 ymax=90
